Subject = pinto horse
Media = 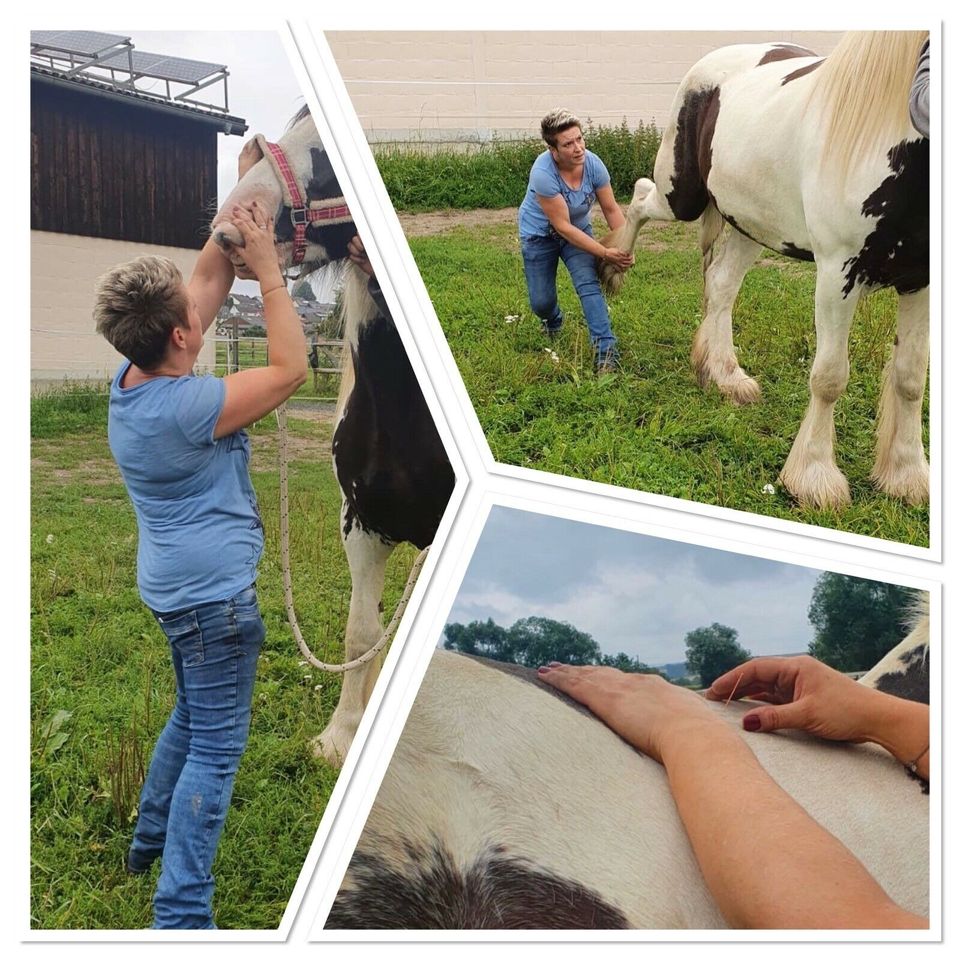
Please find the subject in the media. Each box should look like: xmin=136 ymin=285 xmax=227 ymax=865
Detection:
xmin=600 ymin=32 xmax=929 ymax=510
xmin=211 ymin=109 xmax=454 ymax=765
xmin=326 ymin=606 xmax=930 ymax=929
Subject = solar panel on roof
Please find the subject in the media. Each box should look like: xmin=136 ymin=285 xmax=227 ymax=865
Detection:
xmin=30 ymin=30 xmax=131 ymax=56
xmin=98 ymin=49 xmax=226 ymax=83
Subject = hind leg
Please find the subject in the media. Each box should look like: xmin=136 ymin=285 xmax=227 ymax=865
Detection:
xmin=313 ymin=510 xmax=395 ymax=767
xmin=871 ymin=287 xmax=929 ymax=503
xmin=691 ymin=228 xmax=762 ymax=405
xmin=780 ymin=265 xmax=857 ymax=509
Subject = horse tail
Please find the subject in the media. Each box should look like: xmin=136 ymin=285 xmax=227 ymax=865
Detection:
xmin=699 ymin=200 xmax=724 ymax=275
xmin=810 ymin=31 xmax=927 ymax=176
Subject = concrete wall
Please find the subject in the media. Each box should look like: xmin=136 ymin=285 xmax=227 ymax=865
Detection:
xmin=327 ymin=31 xmax=843 ymax=144
xmin=31 ymin=231 xmax=218 ymax=383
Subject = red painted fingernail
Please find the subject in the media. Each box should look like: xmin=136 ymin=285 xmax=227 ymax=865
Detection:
xmin=537 ymin=665 xmax=551 ymax=674
xmin=743 ymin=715 xmax=762 ymax=732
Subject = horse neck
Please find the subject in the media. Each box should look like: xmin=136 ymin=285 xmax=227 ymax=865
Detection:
xmin=812 ymin=31 xmax=927 ymax=175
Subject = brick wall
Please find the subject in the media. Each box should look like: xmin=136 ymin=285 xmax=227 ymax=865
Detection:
xmin=327 ymin=31 xmax=843 ymax=144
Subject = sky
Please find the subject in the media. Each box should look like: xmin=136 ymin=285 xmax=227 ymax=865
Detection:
xmin=446 ymin=507 xmax=827 ymax=665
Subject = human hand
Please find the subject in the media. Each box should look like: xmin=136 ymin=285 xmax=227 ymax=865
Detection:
xmin=537 ymin=663 xmax=721 ymax=764
xmin=231 ymin=202 xmax=283 ymax=287
xmin=706 ymin=655 xmax=888 ymax=742
xmin=603 ymin=247 xmax=635 ymax=270
xmin=347 ymin=235 xmax=375 ymax=278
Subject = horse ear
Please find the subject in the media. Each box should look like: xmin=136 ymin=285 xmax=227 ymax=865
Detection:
xmin=238 ymin=136 xmax=266 ymax=179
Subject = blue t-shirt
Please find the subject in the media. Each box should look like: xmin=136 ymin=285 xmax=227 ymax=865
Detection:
xmin=108 ymin=362 xmax=264 ymax=612
xmin=518 ymin=149 xmax=611 ymax=239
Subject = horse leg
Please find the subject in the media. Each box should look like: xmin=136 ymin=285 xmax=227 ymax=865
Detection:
xmin=779 ymin=266 xmax=857 ymax=509
xmin=598 ymin=177 xmax=676 ymax=295
xmin=691 ymin=224 xmax=762 ymax=405
xmin=312 ymin=517 xmax=395 ymax=767
xmin=871 ymin=287 xmax=929 ymax=504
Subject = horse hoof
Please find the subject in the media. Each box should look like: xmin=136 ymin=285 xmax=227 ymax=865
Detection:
xmin=871 ymin=460 xmax=929 ymax=505
xmin=779 ymin=460 xmax=852 ymax=511
xmin=311 ymin=725 xmax=353 ymax=768
xmin=718 ymin=375 xmax=761 ymax=406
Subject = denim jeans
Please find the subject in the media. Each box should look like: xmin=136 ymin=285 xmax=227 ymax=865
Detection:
xmin=129 ymin=585 xmax=265 ymax=929
xmin=521 ymin=227 xmax=618 ymax=365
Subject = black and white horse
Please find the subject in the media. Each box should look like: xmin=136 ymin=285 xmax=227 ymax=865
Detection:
xmin=326 ymin=607 xmax=929 ymax=929
xmin=601 ymin=32 xmax=929 ymax=510
xmin=211 ymin=110 xmax=454 ymax=764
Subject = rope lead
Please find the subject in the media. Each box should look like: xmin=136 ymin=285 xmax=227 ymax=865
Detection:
xmin=276 ymin=402 xmax=428 ymax=672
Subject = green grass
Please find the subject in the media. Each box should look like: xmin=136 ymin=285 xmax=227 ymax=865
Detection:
xmin=30 ymin=388 xmax=418 ymax=929
xmin=410 ymin=219 xmax=928 ymax=546
xmin=376 ymin=120 xmax=661 ymax=210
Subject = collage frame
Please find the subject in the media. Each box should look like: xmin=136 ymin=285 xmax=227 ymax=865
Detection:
xmin=20 ymin=11 xmax=949 ymax=949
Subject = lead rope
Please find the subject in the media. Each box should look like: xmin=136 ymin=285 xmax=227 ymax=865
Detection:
xmin=276 ymin=402 xmax=428 ymax=672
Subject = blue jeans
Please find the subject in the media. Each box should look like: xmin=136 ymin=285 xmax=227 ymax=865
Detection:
xmin=521 ymin=228 xmax=618 ymax=365
xmin=129 ymin=585 xmax=265 ymax=929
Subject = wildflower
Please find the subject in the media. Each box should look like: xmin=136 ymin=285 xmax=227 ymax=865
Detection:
xmin=762 ymin=483 xmax=776 ymax=495
xmin=504 ymin=315 xmax=519 ymax=324
xmin=543 ymin=348 xmax=560 ymax=364
xmin=46 ymin=534 xmax=55 ymax=544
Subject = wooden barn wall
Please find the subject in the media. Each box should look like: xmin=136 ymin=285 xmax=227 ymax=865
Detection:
xmin=31 ymin=81 xmax=218 ymax=250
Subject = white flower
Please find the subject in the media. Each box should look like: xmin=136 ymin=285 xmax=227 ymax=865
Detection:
xmin=504 ymin=315 xmax=519 ymax=324
xmin=543 ymin=348 xmax=560 ymax=363
xmin=313 ymin=684 xmax=323 ymax=692
xmin=762 ymin=483 xmax=776 ymax=495
xmin=46 ymin=534 xmax=55 ymax=544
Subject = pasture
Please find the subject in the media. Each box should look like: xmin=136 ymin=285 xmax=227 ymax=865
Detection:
xmin=406 ymin=214 xmax=929 ymax=546
xmin=30 ymin=387 xmax=418 ymax=929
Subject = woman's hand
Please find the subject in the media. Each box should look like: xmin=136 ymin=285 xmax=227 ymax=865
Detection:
xmin=706 ymin=656 xmax=929 ymax=779
xmin=231 ymin=202 xmax=283 ymax=288
xmin=347 ymin=235 xmax=375 ymax=278
xmin=537 ymin=664 xmax=721 ymax=764
xmin=602 ymin=246 xmax=635 ymax=270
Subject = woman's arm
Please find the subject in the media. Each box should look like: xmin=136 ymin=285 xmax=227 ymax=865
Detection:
xmin=595 ymin=183 xmax=625 ymax=232
xmin=538 ymin=665 xmax=927 ymax=929
xmin=536 ymin=193 xmax=634 ymax=269
xmin=213 ymin=203 xmax=307 ymax=439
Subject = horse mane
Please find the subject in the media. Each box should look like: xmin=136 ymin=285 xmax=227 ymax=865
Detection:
xmin=811 ymin=31 xmax=927 ymax=175
xmin=288 ymin=103 xmax=311 ymax=131
xmin=334 ymin=264 xmax=378 ymax=420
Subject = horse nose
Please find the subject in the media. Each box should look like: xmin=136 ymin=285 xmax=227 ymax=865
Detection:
xmin=212 ymin=220 xmax=244 ymax=251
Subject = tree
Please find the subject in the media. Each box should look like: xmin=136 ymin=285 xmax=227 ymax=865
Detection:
xmin=443 ymin=618 xmax=511 ymax=661
xmin=600 ymin=652 xmax=668 ymax=678
xmin=506 ymin=616 xmax=601 ymax=668
xmin=808 ymin=574 xmax=920 ymax=672
xmin=684 ymin=623 xmax=751 ymax=688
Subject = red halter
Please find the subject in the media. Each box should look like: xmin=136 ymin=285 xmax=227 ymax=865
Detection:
xmin=256 ymin=134 xmax=352 ymax=266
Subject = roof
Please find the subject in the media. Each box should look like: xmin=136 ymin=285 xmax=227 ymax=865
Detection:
xmin=30 ymin=31 xmax=247 ymax=136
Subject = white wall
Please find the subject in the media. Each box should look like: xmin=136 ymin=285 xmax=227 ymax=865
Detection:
xmin=31 ymin=232 xmax=218 ymax=383
xmin=327 ymin=31 xmax=843 ymax=144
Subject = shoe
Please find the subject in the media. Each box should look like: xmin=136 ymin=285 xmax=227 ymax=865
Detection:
xmin=125 ymin=847 xmax=159 ymax=875
xmin=542 ymin=322 xmax=562 ymax=340
xmin=596 ymin=358 xmax=620 ymax=376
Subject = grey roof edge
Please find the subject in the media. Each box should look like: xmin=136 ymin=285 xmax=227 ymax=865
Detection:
xmin=31 ymin=66 xmax=248 ymax=136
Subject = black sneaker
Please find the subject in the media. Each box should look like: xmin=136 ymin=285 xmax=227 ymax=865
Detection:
xmin=125 ymin=847 xmax=159 ymax=875
xmin=542 ymin=321 xmax=562 ymax=340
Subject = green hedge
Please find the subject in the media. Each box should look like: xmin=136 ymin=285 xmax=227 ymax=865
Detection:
xmin=375 ymin=120 xmax=662 ymax=211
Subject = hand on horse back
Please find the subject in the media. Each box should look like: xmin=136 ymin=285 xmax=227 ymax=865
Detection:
xmin=708 ymin=656 xmax=929 ymax=778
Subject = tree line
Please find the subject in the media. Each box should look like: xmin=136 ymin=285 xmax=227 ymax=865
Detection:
xmin=443 ymin=573 xmax=921 ymax=688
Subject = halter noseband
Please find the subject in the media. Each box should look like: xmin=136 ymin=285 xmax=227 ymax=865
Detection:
xmin=255 ymin=134 xmax=352 ymax=266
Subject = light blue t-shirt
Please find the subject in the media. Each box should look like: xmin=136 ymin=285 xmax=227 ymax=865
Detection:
xmin=108 ymin=362 xmax=264 ymax=612
xmin=518 ymin=149 xmax=611 ymax=239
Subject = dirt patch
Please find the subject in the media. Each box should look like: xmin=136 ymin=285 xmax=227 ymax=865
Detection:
xmin=398 ymin=206 xmax=688 ymax=239
xmin=250 ymin=409 xmax=336 ymax=465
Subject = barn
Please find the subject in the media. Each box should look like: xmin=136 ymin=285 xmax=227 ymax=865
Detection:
xmin=30 ymin=31 xmax=247 ymax=383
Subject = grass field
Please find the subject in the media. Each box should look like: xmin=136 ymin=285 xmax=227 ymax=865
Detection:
xmin=30 ymin=387 xmax=418 ymax=929
xmin=408 ymin=216 xmax=929 ymax=547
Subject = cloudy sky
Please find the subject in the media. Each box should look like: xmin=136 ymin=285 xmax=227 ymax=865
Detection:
xmin=446 ymin=507 xmax=826 ymax=665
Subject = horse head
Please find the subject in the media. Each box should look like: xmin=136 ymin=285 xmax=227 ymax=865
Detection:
xmin=211 ymin=108 xmax=356 ymax=277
